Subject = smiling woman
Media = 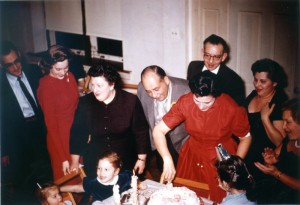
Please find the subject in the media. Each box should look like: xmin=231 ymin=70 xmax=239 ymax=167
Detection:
xmin=37 ymin=45 xmax=79 ymax=182
xmin=69 ymin=62 xmax=150 ymax=178
xmin=244 ymin=58 xmax=288 ymax=182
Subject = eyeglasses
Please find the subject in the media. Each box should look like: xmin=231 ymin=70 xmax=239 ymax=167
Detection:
xmin=2 ymin=58 xmax=21 ymax=69
xmin=203 ymin=53 xmax=223 ymax=61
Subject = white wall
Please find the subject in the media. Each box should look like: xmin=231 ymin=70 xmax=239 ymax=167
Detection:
xmin=121 ymin=0 xmax=187 ymax=84
xmin=43 ymin=0 xmax=188 ymax=84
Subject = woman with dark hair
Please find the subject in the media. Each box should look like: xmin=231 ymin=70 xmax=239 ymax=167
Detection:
xmin=216 ymin=155 xmax=256 ymax=205
xmin=69 ymin=63 xmax=150 ymax=178
xmin=37 ymin=45 xmax=79 ymax=180
xmin=153 ymin=71 xmax=251 ymax=203
xmin=244 ymin=58 xmax=288 ymax=181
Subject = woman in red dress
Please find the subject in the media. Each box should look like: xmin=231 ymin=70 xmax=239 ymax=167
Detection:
xmin=153 ymin=71 xmax=251 ymax=203
xmin=37 ymin=45 xmax=79 ymax=180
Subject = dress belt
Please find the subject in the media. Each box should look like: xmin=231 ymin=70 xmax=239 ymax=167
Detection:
xmin=24 ymin=115 xmax=37 ymax=122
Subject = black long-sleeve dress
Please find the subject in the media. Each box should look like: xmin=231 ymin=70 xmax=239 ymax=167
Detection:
xmin=70 ymin=89 xmax=150 ymax=177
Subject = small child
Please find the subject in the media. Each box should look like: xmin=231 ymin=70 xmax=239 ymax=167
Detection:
xmin=36 ymin=182 xmax=71 ymax=205
xmin=216 ymin=155 xmax=256 ymax=205
xmin=61 ymin=151 xmax=144 ymax=204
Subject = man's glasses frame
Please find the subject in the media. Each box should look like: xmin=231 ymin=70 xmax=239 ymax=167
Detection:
xmin=1 ymin=58 xmax=22 ymax=69
xmin=203 ymin=53 xmax=223 ymax=62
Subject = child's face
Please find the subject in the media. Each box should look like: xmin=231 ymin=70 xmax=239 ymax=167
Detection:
xmin=97 ymin=159 xmax=119 ymax=183
xmin=46 ymin=188 xmax=63 ymax=205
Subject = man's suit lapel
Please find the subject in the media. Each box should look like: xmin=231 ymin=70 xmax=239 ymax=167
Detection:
xmin=147 ymin=99 xmax=155 ymax=129
xmin=1 ymin=72 xmax=24 ymax=119
xmin=216 ymin=63 xmax=227 ymax=77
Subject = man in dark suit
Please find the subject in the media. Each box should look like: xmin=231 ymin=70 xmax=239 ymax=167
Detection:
xmin=187 ymin=34 xmax=245 ymax=105
xmin=138 ymin=65 xmax=190 ymax=173
xmin=0 ymin=41 xmax=52 ymax=204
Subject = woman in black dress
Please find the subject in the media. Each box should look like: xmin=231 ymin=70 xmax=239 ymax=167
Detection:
xmin=244 ymin=58 xmax=288 ymax=180
xmin=69 ymin=63 xmax=150 ymax=177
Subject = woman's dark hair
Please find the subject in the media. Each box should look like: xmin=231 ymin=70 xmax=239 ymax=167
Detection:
xmin=41 ymin=45 xmax=71 ymax=70
xmin=282 ymin=98 xmax=300 ymax=123
xmin=188 ymin=70 xmax=221 ymax=97
xmin=87 ymin=62 xmax=123 ymax=90
xmin=251 ymin=58 xmax=288 ymax=89
xmin=216 ymin=155 xmax=254 ymax=191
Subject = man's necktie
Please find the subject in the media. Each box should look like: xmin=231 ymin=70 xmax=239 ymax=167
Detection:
xmin=17 ymin=76 xmax=38 ymax=115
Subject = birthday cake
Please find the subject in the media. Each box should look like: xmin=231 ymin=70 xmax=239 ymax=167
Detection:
xmin=147 ymin=186 xmax=200 ymax=205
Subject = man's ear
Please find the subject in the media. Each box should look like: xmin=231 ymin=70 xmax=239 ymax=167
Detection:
xmin=221 ymin=52 xmax=228 ymax=62
xmin=163 ymin=76 xmax=170 ymax=85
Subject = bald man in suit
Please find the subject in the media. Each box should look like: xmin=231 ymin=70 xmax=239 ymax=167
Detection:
xmin=138 ymin=65 xmax=190 ymax=173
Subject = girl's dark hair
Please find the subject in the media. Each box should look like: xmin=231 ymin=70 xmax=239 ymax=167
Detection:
xmin=98 ymin=150 xmax=123 ymax=169
xmin=216 ymin=155 xmax=254 ymax=191
xmin=35 ymin=182 xmax=60 ymax=205
xmin=87 ymin=62 xmax=123 ymax=90
xmin=188 ymin=70 xmax=221 ymax=97
xmin=251 ymin=58 xmax=288 ymax=89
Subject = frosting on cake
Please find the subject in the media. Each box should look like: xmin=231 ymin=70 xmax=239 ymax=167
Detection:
xmin=148 ymin=186 xmax=200 ymax=205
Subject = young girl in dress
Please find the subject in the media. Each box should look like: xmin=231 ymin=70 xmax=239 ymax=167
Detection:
xmin=216 ymin=155 xmax=257 ymax=205
xmin=61 ymin=151 xmax=145 ymax=204
xmin=36 ymin=182 xmax=71 ymax=205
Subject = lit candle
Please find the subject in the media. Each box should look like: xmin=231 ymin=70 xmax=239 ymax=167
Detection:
xmin=131 ymin=169 xmax=138 ymax=205
xmin=113 ymin=184 xmax=120 ymax=205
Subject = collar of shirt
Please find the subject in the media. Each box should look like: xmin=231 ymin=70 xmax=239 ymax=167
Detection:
xmin=97 ymin=175 xmax=119 ymax=185
xmin=154 ymin=80 xmax=172 ymax=105
xmin=6 ymin=71 xmax=36 ymax=117
xmin=154 ymin=81 xmax=172 ymax=124
xmin=6 ymin=71 xmax=22 ymax=85
xmin=202 ymin=64 xmax=221 ymax=74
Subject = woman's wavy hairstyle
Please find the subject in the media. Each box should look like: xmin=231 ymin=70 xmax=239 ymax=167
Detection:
xmin=216 ymin=155 xmax=254 ymax=191
xmin=42 ymin=45 xmax=72 ymax=69
xmin=87 ymin=62 xmax=123 ymax=90
xmin=188 ymin=70 xmax=221 ymax=97
xmin=282 ymin=98 xmax=300 ymax=124
xmin=251 ymin=58 xmax=288 ymax=89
